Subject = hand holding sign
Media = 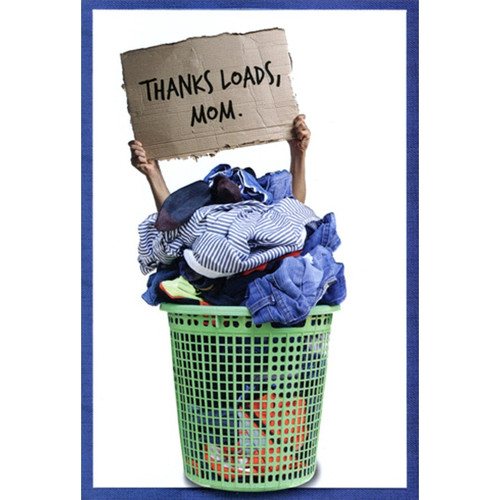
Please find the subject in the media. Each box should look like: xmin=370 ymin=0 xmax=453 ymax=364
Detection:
xmin=129 ymin=140 xmax=170 ymax=211
xmin=129 ymin=140 xmax=159 ymax=176
xmin=288 ymin=114 xmax=311 ymax=154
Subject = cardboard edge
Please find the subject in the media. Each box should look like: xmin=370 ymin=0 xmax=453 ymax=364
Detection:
xmin=157 ymin=135 xmax=291 ymax=162
xmin=119 ymin=27 xmax=286 ymax=58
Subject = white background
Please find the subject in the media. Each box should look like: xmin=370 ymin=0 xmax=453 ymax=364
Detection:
xmin=93 ymin=9 xmax=406 ymax=488
xmin=1 ymin=0 xmax=500 ymax=499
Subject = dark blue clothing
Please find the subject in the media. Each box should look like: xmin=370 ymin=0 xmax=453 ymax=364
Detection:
xmin=155 ymin=180 xmax=212 ymax=231
xmin=178 ymin=256 xmax=283 ymax=306
xmin=203 ymin=164 xmax=293 ymax=205
xmin=141 ymin=264 xmax=180 ymax=306
xmin=204 ymin=164 xmax=274 ymax=203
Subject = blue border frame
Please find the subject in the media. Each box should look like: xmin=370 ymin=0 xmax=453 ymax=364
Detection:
xmin=81 ymin=1 xmax=419 ymax=498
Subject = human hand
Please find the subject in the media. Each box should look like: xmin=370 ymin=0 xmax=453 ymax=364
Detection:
xmin=128 ymin=140 xmax=160 ymax=176
xmin=288 ymin=114 xmax=311 ymax=154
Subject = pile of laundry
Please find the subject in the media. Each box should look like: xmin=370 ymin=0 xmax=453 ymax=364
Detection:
xmin=138 ymin=164 xmax=346 ymax=326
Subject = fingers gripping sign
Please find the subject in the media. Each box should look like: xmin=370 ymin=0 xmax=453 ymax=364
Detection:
xmin=128 ymin=140 xmax=160 ymax=176
xmin=128 ymin=140 xmax=170 ymax=211
xmin=289 ymin=114 xmax=311 ymax=154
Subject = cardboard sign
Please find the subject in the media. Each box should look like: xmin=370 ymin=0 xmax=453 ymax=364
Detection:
xmin=120 ymin=28 xmax=299 ymax=160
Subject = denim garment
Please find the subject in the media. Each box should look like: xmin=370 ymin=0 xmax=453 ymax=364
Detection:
xmin=302 ymin=212 xmax=342 ymax=254
xmin=257 ymin=169 xmax=293 ymax=202
xmin=204 ymin=164 xmax=275 ymax=204
xmin=319 ymin=264 xmax=346 ymax=306
xmin=245 ymin=245 xmax=344 ymax=326
xmin=302 ymin=212 xmax=346 ymax=307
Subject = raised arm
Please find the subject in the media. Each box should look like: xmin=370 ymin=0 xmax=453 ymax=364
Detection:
xmin=288 ymin=114 xmax=311 ymax=204
xmin=129 ymin=140 xmax=170 ymax=211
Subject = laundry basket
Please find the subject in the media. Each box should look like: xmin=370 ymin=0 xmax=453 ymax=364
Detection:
xmin=160 ymin=303 xmax=339 ymax=492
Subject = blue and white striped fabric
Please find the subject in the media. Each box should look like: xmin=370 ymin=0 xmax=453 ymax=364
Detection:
xmin=138 ymin=198 xmax=319 ymax=277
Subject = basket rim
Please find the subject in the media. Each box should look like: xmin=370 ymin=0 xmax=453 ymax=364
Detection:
xmin=159 ymin=303 xmax=340 ymax=316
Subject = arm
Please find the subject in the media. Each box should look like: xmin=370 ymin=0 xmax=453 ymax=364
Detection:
xmin=129 ymin=140 xmax=170 ymax=211
xmin=288 ymin=114 xmax=311 ymax=204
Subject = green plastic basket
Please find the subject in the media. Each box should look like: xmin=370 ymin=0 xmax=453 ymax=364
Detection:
xmin=160 ymin=303 xmax=339 ymax=492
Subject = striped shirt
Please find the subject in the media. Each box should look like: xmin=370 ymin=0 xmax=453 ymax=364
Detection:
xmin=138 ymin=198 xmax=319 ymax=277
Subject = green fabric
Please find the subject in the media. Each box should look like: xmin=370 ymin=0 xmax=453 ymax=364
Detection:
xmin=160 ymin=276 xmax=204 ymax=302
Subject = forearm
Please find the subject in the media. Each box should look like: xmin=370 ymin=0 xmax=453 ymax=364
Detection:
xmin=129 ymin=140 xmax=170 ymax=211
xmin=146 ymin=169 xmax=170 ymax=211
xmin=288 ymin=114 xmax=310 ymax=203
xmin=290 ymin=150 xmax=306 ymax=203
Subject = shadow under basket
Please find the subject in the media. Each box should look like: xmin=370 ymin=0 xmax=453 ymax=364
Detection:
xmin=160 ymin=303 xmax=339 ymax=492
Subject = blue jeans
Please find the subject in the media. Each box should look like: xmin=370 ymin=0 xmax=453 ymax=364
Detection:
xmin=302 ymin=212 xmax=341 ymax=254
xmin=256 ymin=169 xmax=293 ymax=202
xmin=245 ymin=245 xmax=345 ymax=326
